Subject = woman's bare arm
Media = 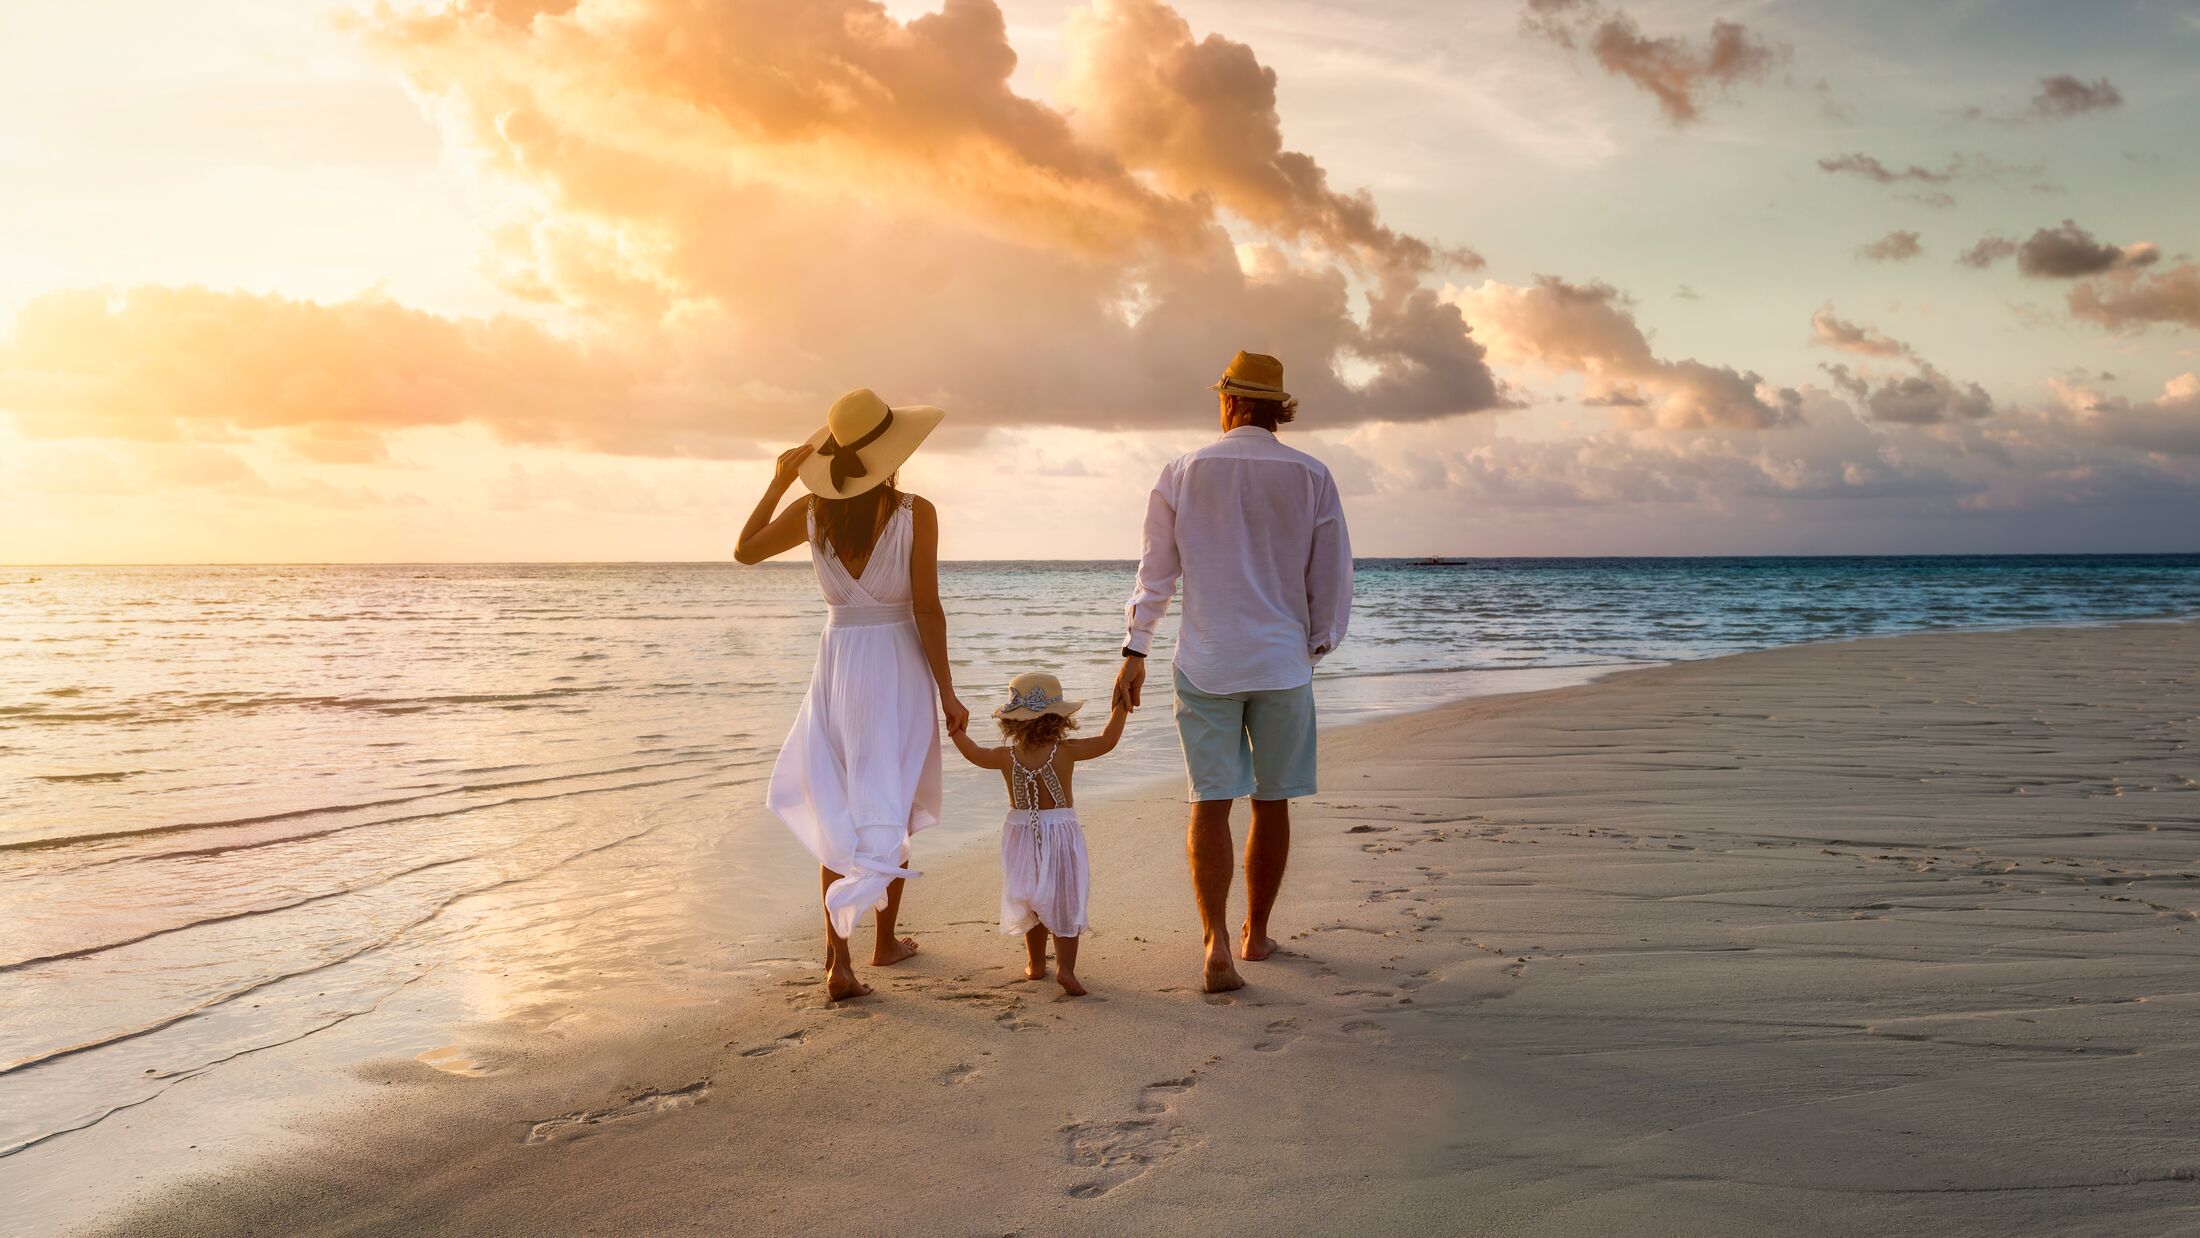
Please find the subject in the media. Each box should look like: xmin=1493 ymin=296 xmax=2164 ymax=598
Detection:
xmin=908 ymin=496 xmax=970 ymax=734
xmin=1062 ymin=697 xmax=1130 ymax=762
xmin=734 ymin=445 xmax=814 ymax=565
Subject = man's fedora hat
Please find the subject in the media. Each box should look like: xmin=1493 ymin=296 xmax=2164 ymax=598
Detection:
xmin=1210 ymin=350 xmax=1298 ymax=411
xmin=797 ymin=388 xmax=946 ymax=500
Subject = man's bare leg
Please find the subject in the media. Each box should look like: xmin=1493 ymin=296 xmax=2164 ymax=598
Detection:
xmin=1241 ymin=798 xmax=1290 ymax=961
xmin=871 ymin=875 xmax=919 ymax=966
xmin=1023 ymin=924 xmax=1049 ymax=980
xmin=819 ymin=867 xmax=870 ymax=1002
xmin=1188 ymin=799 xmax=1245 ymax=992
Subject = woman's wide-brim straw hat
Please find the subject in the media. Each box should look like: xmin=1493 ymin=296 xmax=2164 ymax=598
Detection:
xmin=1210 ymin=350 xmax=1298 ymax=411
xmin=798 ymin=388 xmax=946 ymax=500
xmin=994 ymin=671 xmax=1085 ymax=721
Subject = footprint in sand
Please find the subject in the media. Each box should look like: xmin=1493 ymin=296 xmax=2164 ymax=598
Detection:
xmin=1254 ymin=1017 xmax=1301 ymax=1053
xmin=1064 ymin=1076 xmax=1200 ymax=1198
xmin=740 ymin=1029 xmax=807 ymax=1057
xmin=1340 ymin=1020 xmax=1388 ymax=1045
xmin=995 ymin=1007 xmax=1043 ymax=1032
xmin=523 ymin=1082 xmax=710 ymax=1144
xmin=941 ymin=1063 xmax=980 ymax=1086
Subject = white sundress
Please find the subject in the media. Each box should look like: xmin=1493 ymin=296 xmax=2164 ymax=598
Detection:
xmin=766 ymin=494 xmax=943 ymax=940
xmin=999 ymin=743 xmax=1091 ymax=938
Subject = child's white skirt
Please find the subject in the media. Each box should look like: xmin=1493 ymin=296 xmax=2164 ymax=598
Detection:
xmin=1000 ymin=807 xmax=1089 ymax=937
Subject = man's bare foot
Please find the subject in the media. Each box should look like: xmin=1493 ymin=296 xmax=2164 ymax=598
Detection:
xmin=872 ymin=935 xmax=920 ymax=966
xmin=1202 ymin=948 xmax=1245 ymax=993
xmin=825 ymin=965 xmax=871 ymax=1002
xmin=1057 ymin=970 xmax=1088 ymax=997
xmin=1239 ymin=926 xmax=1278 ymax=961
xmin=1024 ymin=960 xmax=1047 ymax=981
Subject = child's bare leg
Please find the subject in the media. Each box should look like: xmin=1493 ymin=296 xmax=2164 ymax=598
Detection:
xmin=872 ymin=875 xmax=919 ymax=966
xmin=1023 ymin=924 xmax=1049 ymax=980
xmin=1054 ymin=934 xmax=1086 ymax=996
xmin=819 ymin=867 xmax=870 ymax=1002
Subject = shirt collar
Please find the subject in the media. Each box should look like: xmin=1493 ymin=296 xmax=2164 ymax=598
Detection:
xmin=1222 ymin=426 xmax=1277 ymax=441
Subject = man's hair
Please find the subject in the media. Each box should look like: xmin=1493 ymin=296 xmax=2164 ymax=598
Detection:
xmin=998 ymin=712 xmax=1079 ymax=745
xmin=1225 ymin=392 xmax=1295 ymax=430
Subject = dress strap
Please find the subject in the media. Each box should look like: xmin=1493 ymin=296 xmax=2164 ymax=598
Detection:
xmin=1009 ymin=743 xmax=1062 ymax=874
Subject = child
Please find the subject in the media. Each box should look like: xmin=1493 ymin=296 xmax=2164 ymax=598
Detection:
xmin=949 ymin=671 xmax=1128 ymax=997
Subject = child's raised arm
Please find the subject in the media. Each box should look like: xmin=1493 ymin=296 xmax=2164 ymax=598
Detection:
xmin=949 ymin=725 xmax=1006 ymax=769
xmin=1062 ymin=696 xmax=1129 ymax=762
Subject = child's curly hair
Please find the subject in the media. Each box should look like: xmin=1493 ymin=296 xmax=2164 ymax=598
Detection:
xmin=998 ymin=711 xmax=1079 ymax=746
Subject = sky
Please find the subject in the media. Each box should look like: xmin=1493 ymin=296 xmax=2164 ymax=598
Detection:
xmin=2 ymin=0 xmax=2197 ymax=563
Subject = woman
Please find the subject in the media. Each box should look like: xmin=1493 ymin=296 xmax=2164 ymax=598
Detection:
xmin=735 ymin=389 xmax=969 ymax=1001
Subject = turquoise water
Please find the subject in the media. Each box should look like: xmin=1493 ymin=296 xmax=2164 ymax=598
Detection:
xmin=1 ymin=554 xmax=2196 ymax=1175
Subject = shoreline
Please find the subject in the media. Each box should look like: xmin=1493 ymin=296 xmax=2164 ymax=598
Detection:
xmin=60 ymin=621 xmax=2200 ymax=1234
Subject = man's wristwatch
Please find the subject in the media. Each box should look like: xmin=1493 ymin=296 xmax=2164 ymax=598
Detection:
xmin=1121 ymin=646 xmax=1145 ymax=659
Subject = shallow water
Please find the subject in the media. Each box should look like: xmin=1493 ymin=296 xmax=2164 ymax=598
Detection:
xmin=3 ymin=554 xmax=2198 ymax=1172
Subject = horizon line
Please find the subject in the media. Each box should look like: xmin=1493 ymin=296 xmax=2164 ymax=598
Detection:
xmin=9 ymin=550 xmax=2200 ymax=569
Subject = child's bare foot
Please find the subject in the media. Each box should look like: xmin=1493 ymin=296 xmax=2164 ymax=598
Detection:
xmin=1239 ymin=925 xmax=1278 ymax=961
xmin=825 ymin=964 xmax=871 ymax=1002
xmin=1024 ymin=960 xmax=1048 ymax=981
xmin=1056 ymin=970 xmax=1087 ymax=997
xmin=1202 ymin=946 xmax=1245 ymax=993
xmin=872 ymin=935 xmax=920 ymax=966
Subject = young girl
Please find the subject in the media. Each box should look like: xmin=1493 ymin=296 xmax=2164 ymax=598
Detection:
xmin=949 ymin=671 xmax=1128 ymax=997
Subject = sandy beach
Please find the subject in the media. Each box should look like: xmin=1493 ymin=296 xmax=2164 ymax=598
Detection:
xmin=93 ymin=621 xmax=2200 ymax=1236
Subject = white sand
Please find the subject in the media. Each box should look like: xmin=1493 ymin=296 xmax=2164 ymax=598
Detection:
xmin=98 ymin=623 xmax=2200 ymax=1235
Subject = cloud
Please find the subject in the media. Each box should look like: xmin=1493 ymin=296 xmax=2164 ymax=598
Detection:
xmin=355 ymin=0 xmax=1504 ymax=427
xmin=1957 ymin=235 xmax=2018 ymax=268
xmin=1450 ymin=276 xmax=1797 ymax=428
xmin=1855 ymin=230 xmax=1923 ymax=263
xmin=2024 ymin=75 xmax=2123 ymax=122
xmin=1961 ymin=74 xmax=2123 ymax=125
xmin=1063 ymin=0 xmax=1477 ymax=278
xmin=1815 ymin=152 xmax=2034 ymax=208
xmin=5 ymin=0 xmax=1510 ymax=461
xmin=1810 ymin=306 xmax=2001 ymax=426
xmin=1820 ymin=361 xmax=1995 ymax=425
xmin=1321 ymin=385 xmax=2200 ymax=526
xmin=2051 ymin=372 xmax=2200 ymax=455
xmin=2068 ymin=263 xmax=2200 ymax=332
xmin=0 ymin=285 xmax=685 ymax=452
xmin=1817 ymin=152 xmax=1957 ymax=186
xmin=1519 ymin=0 xmax=1786 ymax=126
xmin=2014 ymin=219 xmax=2159 ymax=279
xmin=1810 ymin=306 xmax=1911 ymax=358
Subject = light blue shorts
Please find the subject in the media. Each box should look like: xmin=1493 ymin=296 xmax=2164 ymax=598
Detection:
xmin=1173 ymin=668 xmax=1318 ymax=803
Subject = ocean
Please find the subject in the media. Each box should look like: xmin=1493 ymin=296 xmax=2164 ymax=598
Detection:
xmin=4 ymin=554 xmax=2198 ymax=1184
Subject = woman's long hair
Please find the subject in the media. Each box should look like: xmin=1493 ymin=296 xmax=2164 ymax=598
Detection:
xmin=811 ymin=477 xmax=900 ymax=565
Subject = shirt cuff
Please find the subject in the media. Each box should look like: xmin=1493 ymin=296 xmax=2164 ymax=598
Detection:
xmin=1124 ymin=628 xmax=1154 ymax=656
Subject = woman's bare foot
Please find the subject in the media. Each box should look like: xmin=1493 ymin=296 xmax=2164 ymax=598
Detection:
xmin=1202 ymin=946 xmax=1245 ymax=993
xmin=872 ymin=935 xmax=920 ymax=966
xmin=825 ymin=965 xmax=872 ymax=1002
xmin=1056 ymin=970 xmax=1088 ymax=997
xmin=1239 ymin=925 xmax=1278 ymax=961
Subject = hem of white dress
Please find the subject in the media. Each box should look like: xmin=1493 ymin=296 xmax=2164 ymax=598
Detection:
xmin=1001 ymin=911 xmax=1088 ymax=938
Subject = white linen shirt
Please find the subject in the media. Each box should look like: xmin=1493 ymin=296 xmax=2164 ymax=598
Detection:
xmin=1124 ymin=426 xmax=1354 ymax=694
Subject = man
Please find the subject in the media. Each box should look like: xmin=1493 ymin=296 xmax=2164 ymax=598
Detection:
xmin=1114 ymin=350 xmax=1354 ymax=993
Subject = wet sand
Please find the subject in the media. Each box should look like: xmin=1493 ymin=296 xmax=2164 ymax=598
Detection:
xmin=98 ymin=622 xmax=2200 ymax=1235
